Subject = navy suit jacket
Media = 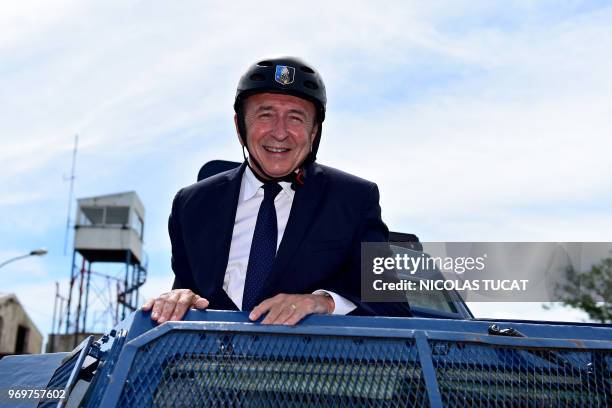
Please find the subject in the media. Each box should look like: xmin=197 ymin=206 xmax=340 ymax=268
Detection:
xmin=169 ymin=161 xmax=411 ymax=317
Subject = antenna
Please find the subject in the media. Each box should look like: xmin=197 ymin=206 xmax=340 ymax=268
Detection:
xmin=63 ymin=134 xmax=79 ymax=255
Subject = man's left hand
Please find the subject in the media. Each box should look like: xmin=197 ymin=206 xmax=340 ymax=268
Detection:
xmin=249 ymin=293 xmax=334 ymax=325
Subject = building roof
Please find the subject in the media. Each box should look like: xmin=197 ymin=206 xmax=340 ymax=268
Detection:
xmin=0 ymin=292 xmax=16 ymax=303
xmin=77 ymin=191 xmax=144 ymax=217
xmin=0 ymin=293 xmax=43 ymax=337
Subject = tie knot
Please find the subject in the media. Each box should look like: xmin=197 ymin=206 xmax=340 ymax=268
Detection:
xmin=262 ymin=182 xmax=282 ymax=200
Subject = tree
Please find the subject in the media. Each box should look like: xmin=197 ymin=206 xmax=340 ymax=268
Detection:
xmin=550 ymin=256 xmax=612 ymax=324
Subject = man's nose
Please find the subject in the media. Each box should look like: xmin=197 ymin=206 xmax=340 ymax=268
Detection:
xmin=271 ymin=118 xmax=289 ymax=140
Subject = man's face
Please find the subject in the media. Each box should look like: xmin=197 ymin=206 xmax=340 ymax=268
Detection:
xmin=238 ymin=92 xmax=318 ymax=179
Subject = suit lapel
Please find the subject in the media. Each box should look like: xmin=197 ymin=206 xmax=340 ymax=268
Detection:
xmin=203 ymin=162 xmax=246 ymax=302
xmin=266 ymin=164 xmax=327 ymax=293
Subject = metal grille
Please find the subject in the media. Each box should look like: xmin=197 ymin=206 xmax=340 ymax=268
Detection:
xmin=430 ymin=340 xmax=612 ymax=407
xmin=85 ymin=331 xmax=127 ymax=408
xmin=37 ymin=353 xmax=78 ymax=408
xmin=118 ymin=330 xmax=427 ymax=407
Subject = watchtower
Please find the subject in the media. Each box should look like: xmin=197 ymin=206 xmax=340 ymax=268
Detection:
xmin=75 ymin=191 xmax=145 ymax=264
xmin=52 ymin=191 xmax=147 ymax=350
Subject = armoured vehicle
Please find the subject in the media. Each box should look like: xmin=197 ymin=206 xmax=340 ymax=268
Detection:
xmin=1 ymin=267 xmax=610 ymax=407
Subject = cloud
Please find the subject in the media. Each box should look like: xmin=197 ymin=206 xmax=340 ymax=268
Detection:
xmin=318 ymin=4 xmax=612 ymax=238
xmin=0 ymin=0 xmax=82 ymax=49
xmin=1 ymin=1 xmax=611 ymax=331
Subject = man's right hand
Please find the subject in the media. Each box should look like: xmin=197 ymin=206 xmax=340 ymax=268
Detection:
xmin=141 ymin=289 xmax=209 ymax=323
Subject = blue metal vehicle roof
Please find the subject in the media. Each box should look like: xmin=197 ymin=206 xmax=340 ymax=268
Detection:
xmin=115 ymin=309 xmax=612 ymax=343
xmin=0 ymin=353 xmax=68 ymax=408
xmin=2 ymin=310 xmax=610 ymax=407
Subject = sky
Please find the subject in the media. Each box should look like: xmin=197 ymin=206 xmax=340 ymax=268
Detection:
xmin=2 ymin=1 xmax=612 ymax=340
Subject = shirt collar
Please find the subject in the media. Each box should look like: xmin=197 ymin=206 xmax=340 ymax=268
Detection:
xmin=241 ymin=165 xmax=294 ymax=201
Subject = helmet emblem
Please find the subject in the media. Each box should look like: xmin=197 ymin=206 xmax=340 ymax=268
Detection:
xmin=274 ymin=65 xmax=295 ymax=85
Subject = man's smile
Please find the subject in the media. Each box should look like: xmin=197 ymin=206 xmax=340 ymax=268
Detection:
xmin=263 ymin=145 xmax=291 ymax=153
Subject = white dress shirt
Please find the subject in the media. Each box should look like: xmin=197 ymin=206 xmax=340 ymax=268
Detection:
xmin=223 ymin=166 xmax=356 ymax=314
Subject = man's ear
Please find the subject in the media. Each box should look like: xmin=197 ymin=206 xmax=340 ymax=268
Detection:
xmin=234 ymin=114 xmax=244 ymax=147
xmin=310 ymin=122 xmax=319 ymax=142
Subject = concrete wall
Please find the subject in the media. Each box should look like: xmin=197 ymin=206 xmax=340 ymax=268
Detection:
xmin=46 ymin=332 xmax=103 ymax=353
xmin=75 ymin=227 xmax=143 ymax=263
xmin=0 ymin=295 xmax=43 ymax=354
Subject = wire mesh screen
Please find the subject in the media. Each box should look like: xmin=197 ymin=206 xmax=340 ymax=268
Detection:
xmin=85 ymin=332 xmax=127 ymax=408
xmin=430 ymin=340 xmax=612 ymax=407
xmin=117 ymin=330 xmax=427 ymax=407
xmin=37 ymin=353 xmax=78 ymax=408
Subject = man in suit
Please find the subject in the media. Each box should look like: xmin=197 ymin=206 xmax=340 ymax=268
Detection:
xmin=143 ymin=56 xmax=411 ymax=325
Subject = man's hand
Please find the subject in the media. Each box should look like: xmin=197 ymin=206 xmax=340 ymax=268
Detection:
xmin=249 ymin=293 xmax=334 ymax=325
xmin=141 ymin=289 xmax=209 ymax=323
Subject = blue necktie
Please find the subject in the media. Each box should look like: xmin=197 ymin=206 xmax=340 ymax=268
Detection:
xmin=242 ymin=182 xmax=283 ymax=311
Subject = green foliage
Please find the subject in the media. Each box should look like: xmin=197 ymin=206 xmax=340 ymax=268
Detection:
xmin=555 ymin=256 xmax=612 ymax=324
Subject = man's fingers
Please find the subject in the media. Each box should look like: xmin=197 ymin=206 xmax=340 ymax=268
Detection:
xmin=261 ymin=303 xmax=289 ymax=324
xmin=151 ymin=292 xmax=171 ymax=320
xmin=171 ymin=292 xmax=196 ymax=321
xmin=146 ymin=290 xmax=205 ymax=323
xmin=151 ymin=297 xmax=166 ymax=321
xmin=282 ymin=308 xmax=308 ymax=326
xmin=249 ymin=304 xmax=267 ymax=321
xmin=273 ymin=299 xmax=314 ymax=325
xmin=255 ymin=294 xmax=327 ymax=325
xmin=193 ymin=296 xmax=209 ymax=309
xmin=249 ymin=296 xmax=277 ymax=321
xmin=250 ymin=294 xmax=287 ymax=320
xmin=159 ymin=292 xmax=180 ymax=322
xmin=270 ymin=304 xmax=298 ymax=325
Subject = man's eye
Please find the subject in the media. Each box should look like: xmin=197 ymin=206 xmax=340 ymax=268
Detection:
xmin=290 ymin=116 xmax=304 ymax=123
xmin=258 ymin=113 xmax=272 ymax=119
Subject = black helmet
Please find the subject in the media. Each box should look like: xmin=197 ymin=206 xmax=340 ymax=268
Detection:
xmin=234 ymin=56 xmax=326 ymax=168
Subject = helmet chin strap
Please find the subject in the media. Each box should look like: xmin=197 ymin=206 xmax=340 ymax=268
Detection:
xmin=241 ymin=146 xmax=290 ymax=181
xmin=241 ymin=145 xmax=308 ymax=189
